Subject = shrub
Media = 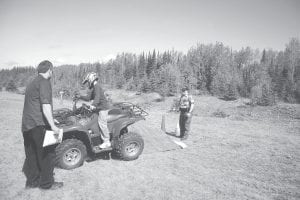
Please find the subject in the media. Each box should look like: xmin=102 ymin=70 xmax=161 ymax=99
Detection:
xmin=125 ymin=78 xmax=138 ymax=91
xmin=116 ymin=77 xmax=126 ymax=89
xmin=211 ymin=110 xmax=229 ymax=118
xmin=139 ymin=79 xmax=151 ymax=93
xmin=221 ymin=83 xmax=238 ymax=101
xmin=6 ymin=80 xmax=17 ymax=92
xmin=170 ymin=98 xmax=180 ymax=112
xmin=250 ymin=83 xmax=275 ymax=106
xmin=53 ymin=84 xmax=80 ymax=99
xmin=296 ymin=80 xmax=300 ymax=103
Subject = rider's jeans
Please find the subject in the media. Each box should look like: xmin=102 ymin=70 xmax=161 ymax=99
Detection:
xmin=98 ymin=110 xmax=110 ymax=142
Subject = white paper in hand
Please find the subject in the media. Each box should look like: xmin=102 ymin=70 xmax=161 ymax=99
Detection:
xmin=43 ymin=129 xmax=63 ymax=147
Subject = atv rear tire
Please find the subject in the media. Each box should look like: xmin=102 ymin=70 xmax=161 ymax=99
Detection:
xmin=55 ymin=139 xmax=87 ymax=170
xmin=113 ymin=132 xmax=144 ymax=161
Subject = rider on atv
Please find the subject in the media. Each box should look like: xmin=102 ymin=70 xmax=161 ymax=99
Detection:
xmin=76 ymin=72 xmax=111 ymax=149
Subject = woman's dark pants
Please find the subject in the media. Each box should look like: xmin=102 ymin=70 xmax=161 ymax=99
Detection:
xmin=179 ymin=112 xmax=192 ymax=139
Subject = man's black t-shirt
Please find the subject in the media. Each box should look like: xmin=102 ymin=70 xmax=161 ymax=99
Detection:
xmin=22 ymin=75 xmax=52 ymax=132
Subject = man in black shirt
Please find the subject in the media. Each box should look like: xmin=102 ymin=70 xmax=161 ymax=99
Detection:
xmin=22 ymin=60 xmax=63 ymax=190
xmin=78 ymin=72 xmax=111 ymax=149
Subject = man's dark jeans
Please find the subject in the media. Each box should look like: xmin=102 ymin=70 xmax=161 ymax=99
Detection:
xmin=22 ymin=126 xmax=55 ymax=189
xmin=179 ymin=112 xmax=192 ymax=139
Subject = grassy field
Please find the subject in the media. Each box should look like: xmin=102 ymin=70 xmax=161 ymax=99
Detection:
xmin=0 ymin=91 xmax=299 ymax=200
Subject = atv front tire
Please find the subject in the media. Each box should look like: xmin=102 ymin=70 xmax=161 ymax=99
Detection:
xmin=113 ymin=132 xmax=144 ymax=161
xmin=55 ymin=139 xmax=87 ymax=170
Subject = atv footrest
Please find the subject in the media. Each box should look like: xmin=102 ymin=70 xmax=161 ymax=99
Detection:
xmin=93 ymin=146 xmax=113 ymax=153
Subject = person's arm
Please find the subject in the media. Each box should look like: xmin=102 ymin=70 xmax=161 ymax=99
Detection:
xmin=42 ymin=104 xmax=59 ymax=134
xmin=188 ymin=95 xmax=195 ymax=113
xmin=39 ymin=79 xmax=59 ymax=134
xmin=189 ymin=103 xmax=194 ymax=113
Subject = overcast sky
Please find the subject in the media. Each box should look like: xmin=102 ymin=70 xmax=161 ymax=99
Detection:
xmin=0 ymin=0 xmax=299 ymax=69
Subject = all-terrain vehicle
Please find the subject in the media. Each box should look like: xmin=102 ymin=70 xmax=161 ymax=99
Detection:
xmin=53 ymin=98 xmax=148 ymax=170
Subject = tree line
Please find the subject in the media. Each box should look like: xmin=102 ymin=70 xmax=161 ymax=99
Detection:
xmin=1 ymin=38 xmax=299 ymax=105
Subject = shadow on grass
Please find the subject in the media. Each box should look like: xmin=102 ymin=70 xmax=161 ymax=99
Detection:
xmin=86 ymin=150 xmax=129 ymax=162
xmin=165 ymin=131 xmax=180 ymax=138
xmin=86 ymin=152 xmax=112 ymax=162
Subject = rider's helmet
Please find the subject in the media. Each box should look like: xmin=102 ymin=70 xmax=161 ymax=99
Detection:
xmin=82 ymin=72 xmax=99 ymax=89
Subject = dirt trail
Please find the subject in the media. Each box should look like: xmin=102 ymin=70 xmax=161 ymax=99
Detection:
xmin=0 ymin=92 xmax=299 ymax=200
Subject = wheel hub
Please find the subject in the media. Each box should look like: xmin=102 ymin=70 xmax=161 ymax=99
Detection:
xmin=63 ymin=148 xmax=81 ymax=165
xmin=125 ymin=142 xmax=139 ymax=156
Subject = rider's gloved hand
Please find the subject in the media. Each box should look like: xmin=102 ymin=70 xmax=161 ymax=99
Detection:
xmin=186 ymin=112 xmax=192 ymax=117
xmin=73 ymin=93 xmax=80 ymax=101
xmin=89 ymin=105 xmax=96 ymax=111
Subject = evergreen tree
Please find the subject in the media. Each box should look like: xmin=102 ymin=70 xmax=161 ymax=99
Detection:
xmin=138 ymin=53 xmax=146 ymax=79
xmin=146 ymin=50 xmax=157 ymax=78
xmin=6 ymin=79 xmax=17 ymax=92
xmin=261 ymin=49 xmax=267 ymax=64
xmin=223 ymin=81 xmax=238 ymax=101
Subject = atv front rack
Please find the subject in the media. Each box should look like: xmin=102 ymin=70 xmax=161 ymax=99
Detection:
xmin=113 ymin=102 xmax=148 ymax=118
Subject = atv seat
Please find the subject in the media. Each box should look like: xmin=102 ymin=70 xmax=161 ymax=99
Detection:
xmin=107 ymin=109 xmax=127 ymax=122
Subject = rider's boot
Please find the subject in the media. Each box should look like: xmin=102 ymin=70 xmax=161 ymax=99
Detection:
xmin=99 ymin=140 xmax=111 ymax=149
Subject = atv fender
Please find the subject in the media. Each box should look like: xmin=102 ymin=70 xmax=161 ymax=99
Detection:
xmin=109 ymin=117 xmax=144 ymax=138
xmin=62 ymin=129 xmax=93 ymax=153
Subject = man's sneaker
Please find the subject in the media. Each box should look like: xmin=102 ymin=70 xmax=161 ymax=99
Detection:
xmin=99 ymin=141 xmax=111 ymax=149
xmin=40 ymin=182 xmax=63 ymax=190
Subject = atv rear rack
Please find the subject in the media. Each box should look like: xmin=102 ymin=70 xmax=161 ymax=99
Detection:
xmin=113 ymin=102 xmax=148 ymax=118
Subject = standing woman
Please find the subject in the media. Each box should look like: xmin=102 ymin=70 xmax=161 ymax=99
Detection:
xmin=178 ymin=87 xmax=194 ymax=140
